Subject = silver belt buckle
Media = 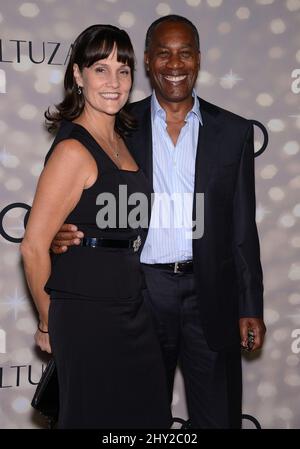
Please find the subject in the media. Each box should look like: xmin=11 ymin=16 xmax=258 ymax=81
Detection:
xmin=133 ymin=235 xmax=141 ymax=252
xmin=174 ymin=262 xmax=180 ymax=273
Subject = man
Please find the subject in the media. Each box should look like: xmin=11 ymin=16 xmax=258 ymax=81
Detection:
xmin=51 ymin=15 xmax=266 ymax=428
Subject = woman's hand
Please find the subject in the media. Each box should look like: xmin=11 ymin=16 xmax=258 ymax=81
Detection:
xmin=35 ymin=325 xmax=52 ymax=354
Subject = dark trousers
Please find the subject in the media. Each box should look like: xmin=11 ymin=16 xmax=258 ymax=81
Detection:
xmin=141 ymin=264 xmax=242 ymax=429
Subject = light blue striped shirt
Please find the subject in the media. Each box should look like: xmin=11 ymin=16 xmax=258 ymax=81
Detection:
xmin=141 ymin=90 xmax=203 ymax=264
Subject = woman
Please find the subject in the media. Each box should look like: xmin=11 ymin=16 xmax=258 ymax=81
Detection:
xmin=21 ymin=24 xmax=172 ymax=429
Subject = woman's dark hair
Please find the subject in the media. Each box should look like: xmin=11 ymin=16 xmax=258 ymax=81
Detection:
xmin=45 ymin=24 xmax=136 ymax=136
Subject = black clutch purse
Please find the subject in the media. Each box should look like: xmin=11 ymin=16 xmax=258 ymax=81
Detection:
xmin=31 ymin=358 xmax=59 ymax=428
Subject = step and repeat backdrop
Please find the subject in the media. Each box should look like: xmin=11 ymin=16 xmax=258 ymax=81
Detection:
xmin=0 ymin=0 xmax=299 ymax=429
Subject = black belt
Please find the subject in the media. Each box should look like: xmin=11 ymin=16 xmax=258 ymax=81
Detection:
xmin=146 ymin=260 xmax=193 ymax=274
xmin=80 ymin=235 xmax=142 ymax=252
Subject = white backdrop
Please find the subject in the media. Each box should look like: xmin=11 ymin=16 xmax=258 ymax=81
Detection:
xmin=0 ymin=0 xmax=300 ymax=429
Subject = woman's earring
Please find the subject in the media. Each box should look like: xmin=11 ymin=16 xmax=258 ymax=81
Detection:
xmin=77 ymin=85 xmax=82 ymax=95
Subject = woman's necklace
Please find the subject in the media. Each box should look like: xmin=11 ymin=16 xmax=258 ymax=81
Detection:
xmin=91 ymin=129 xmax=121 ymax=159
xmin=112 ymin=134 xmax=120 ymax=158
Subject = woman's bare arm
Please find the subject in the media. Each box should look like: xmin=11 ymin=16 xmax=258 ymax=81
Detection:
xmin=20 ymin=139 xmax=96 ymax=352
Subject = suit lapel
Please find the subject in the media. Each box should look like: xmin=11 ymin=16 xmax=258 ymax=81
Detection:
xmin=126 ymin=99 xmax=153 ymax=191
xmin=192 ymin=100 xmax=221 ymax=224
xmin=194 ymin=101 xmax=221 ymax=195
xmin=139 ymin=106 xmax=153 ymax=191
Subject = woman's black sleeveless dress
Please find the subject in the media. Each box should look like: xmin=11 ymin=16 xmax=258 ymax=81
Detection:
xmin=44 ymin=122 xmax=172 ymax=429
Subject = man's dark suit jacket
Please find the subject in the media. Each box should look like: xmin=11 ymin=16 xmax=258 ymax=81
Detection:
xmin=126 ymin=96 xmax=264 ymax=351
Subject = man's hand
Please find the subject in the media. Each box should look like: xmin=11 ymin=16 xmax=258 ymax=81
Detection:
xmin=50 ymin=224 xmax=84 ymax=254
xmin=239 ymin=317 xmax=266 ymax=352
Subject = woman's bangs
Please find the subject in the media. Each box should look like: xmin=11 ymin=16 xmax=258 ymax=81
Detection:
xmin=84 ymin=38 xmax=114 ymax=67
xmin=84 ymin=35 xmax=134 ymax=68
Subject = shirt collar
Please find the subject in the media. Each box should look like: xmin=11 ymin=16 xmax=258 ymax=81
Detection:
xmin=151 ymin=89 xmax=203 ymax=126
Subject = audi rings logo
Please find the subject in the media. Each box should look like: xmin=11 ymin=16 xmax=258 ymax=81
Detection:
xmin=251 ymin=120 xmax=268 ymax=158
xmin=172 ymin=414 xmax=261 ymax=429
xmin=242 ymin=414 xmax=262 ymax=429
xmin=0 ymin=202 xmax=31 ymax=243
